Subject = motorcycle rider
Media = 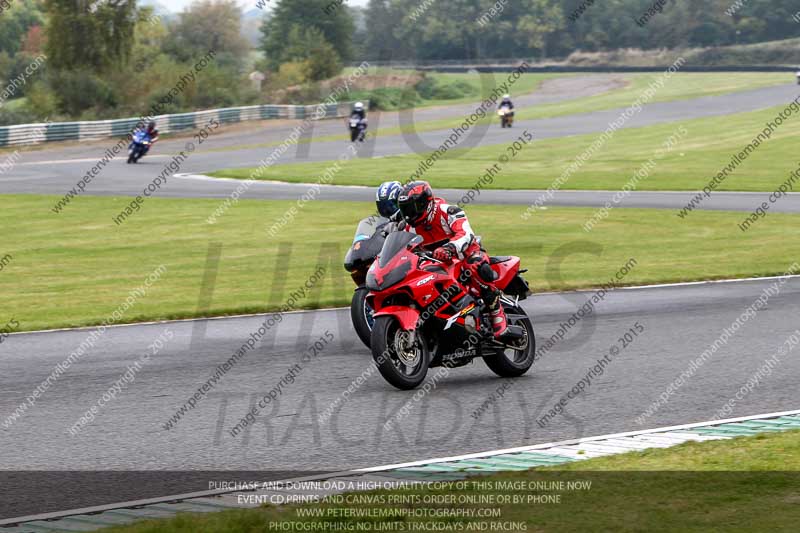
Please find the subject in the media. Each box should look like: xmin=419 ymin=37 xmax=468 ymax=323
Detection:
xmin=498 ymin=94 xmax=514 ymax=111
xmin=376 ymin=180 xmax=402 ymax=220
xmin=349 ymin=102 xmax=368 ymax=142
xmin=397 ymin=181 xmax=508 ymax=338
xmin=352 ymin=102 xmax=366 ymax=121
xmin=138 ymin=121 xmax=160 ymax=156
xmin=374 ymin=180 xmax=404 ymax=238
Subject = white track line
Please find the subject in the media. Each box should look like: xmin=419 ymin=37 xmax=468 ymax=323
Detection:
xmin=2 ymin=409 xmax=797 ymax=527
xmin=172 ymin=173 xmax=800 ymax=197
xmin=358 ymin=408 xmax=800 ymax=472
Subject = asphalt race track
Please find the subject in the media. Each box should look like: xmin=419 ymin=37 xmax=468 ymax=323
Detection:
xmin=3 ymin=75 xmax=800 ymax=515
xmin=2 ymin=277 xmax=799 ymax=474
xmin=3 ymin=78 xmax=799 ymax=213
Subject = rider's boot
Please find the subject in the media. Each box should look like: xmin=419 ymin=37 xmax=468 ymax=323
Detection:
xmin=485 ymin=292 xmax=508 ymax=338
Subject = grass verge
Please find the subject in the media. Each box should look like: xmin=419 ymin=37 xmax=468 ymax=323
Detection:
xmin=2 ymin=195 xmax=799 ymax=332
xmin=320 ymin=72 xmax=790 ymax=144
xmin=101 ymin=429 xmax=800 ymax=532
xmin=212 ymin=103 xmax=800 ymax=192
xmin=223 ymin=72 xmax=789 ymax=150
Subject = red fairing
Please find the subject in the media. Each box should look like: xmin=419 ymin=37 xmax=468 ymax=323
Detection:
xmin=372 ymin=306 xmax=421 ymax=331
xmin=492 ymin=256 xmax=521 ymax=290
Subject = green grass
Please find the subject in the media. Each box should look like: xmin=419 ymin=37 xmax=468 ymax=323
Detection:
xmin=101 ymin=429 xmax=800 ymax=532
xmin=347 ymin=72 xmax=563 ymax=110
xmin=515 ymin=71 xmax=791 ymax=121
xmin=213 ymin=103 xmax=800 ymax=192
xmin=2 ymin=194 xmax=799 ymax=332
xmin=342 ymin=72 xmax=791 ymax=142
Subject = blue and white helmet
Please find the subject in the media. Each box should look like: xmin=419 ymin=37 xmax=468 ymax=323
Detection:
xmin=376 ymin=181 xmax=402 ymax=218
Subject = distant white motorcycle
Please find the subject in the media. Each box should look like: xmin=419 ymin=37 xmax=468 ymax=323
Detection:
xmin=498 ymin=106 xmax=514 ymax=128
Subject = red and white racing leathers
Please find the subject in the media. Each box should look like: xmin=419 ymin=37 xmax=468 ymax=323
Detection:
xmin=405 ymin=198 xmax=501 ymax=306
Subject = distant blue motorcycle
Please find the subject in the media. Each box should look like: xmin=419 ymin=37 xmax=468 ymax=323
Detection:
xmin=127 ymin=129 xmax=153 ymax=164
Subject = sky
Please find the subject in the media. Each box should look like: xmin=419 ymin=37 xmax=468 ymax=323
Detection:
xmin=156 ymin=0 xmax=369 ymax=12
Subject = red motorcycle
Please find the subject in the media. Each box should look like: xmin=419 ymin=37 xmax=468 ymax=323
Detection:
xmin=366 ymin=232 xmax=535 ymax=390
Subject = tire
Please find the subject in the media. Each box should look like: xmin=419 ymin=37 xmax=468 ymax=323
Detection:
xmin=371 ymin=316 xmax=429 ymax=390
xmin=483 ymin=305 xmax=535 ymax=378
xmin=350 ymin=287 xmax=374 ymax=349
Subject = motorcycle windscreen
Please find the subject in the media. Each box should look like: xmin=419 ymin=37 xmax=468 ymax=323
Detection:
xmin=377 ymin=232 xmax=422 ymax=268
xmin=353 ymin=216 xmax=389 ymax=243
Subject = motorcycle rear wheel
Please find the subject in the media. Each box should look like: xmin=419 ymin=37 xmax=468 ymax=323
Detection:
xmin=483 ymin=305 xmax=535 ymax=377
xmin=371 ymin=316 xmax=429 ymax=390
xmin=350 ymin=287 xmax=374 ymax=349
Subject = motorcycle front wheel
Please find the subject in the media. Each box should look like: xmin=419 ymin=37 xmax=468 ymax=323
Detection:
xmin=483 ymin=305 xmax=535 ymax=378
xmin=350 ymin=287 xmax=374 ymax=349
xmin=371 ymin=316 xmax=429 ymax=390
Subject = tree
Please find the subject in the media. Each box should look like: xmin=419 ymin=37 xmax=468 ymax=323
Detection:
xmin=43 ymin=0 xmax=138 ymax=72
xmin=363 ymin=0 xmax=400 ymax=61
xmin=260 ymin=0 xmax=354 ymax=71
xmin=162 ymin=0 xmax=249 ymax=69
xmin=282 ymin=26 xmax=342 ymax=81
xmin=0 ymin=0 xmax=43 ymax=58
xmin=21 ymin=24 xmax=44 ymax=54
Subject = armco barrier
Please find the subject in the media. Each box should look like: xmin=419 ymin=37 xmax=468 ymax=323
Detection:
xmin=0 ymin=101 xmax=365 ymax=148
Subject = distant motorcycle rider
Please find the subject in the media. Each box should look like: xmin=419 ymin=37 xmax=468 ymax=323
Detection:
xmin=352 ymin=102 xmax=366 ymax=121
xmin=348 ymin=102 xmax=368 ymax=142
xmin=498 ymin=94 xmax=514 ymax=111
xmin=397 ymin=181 xmax=508 ymax=338
xmin=140 ymin=121 xmax=160 ymax=156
